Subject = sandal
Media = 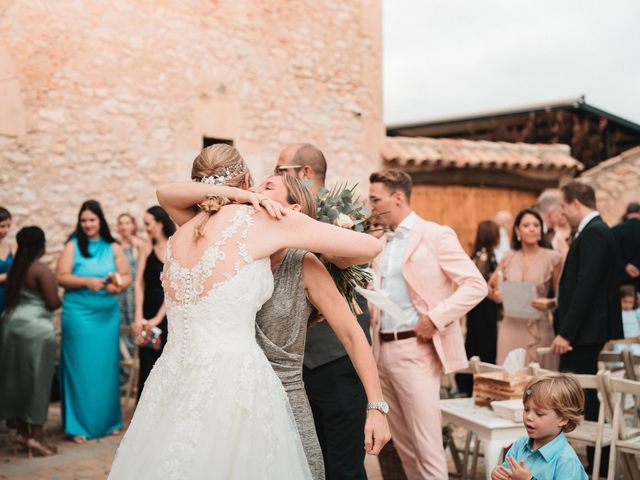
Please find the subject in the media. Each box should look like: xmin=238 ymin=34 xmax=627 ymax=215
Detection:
xmin=26 ymin=437 xmax=57 ymax=457
xmin=70 ymin=435 xmax=88 ymax=444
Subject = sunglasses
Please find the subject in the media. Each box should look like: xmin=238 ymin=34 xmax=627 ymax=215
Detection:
xmin=274 ymin=165 xmax=304 ymax=175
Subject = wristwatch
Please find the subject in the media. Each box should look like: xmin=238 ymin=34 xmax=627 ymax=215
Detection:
xmin=366 ymin=400 xmax=389 ymax=415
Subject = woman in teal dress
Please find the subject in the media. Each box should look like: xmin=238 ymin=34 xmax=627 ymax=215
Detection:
xmin=0 ymin=226 xmax=61 ymax=456
xmin=0 ymin=207 xmax=15 ymax=314
xmin=56 ymin=200 xmax=131 ymax=442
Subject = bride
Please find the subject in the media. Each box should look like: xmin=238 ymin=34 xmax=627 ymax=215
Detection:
xmin=108 ymin=144 xmax=383 ymax=479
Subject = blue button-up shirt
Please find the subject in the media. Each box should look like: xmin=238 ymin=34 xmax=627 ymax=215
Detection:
xmin=501 ymin=433 xmax=588 ymax=480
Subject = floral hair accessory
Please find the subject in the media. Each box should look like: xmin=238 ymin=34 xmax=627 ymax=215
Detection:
xmin=525 ymin=388 xmax=533 ymax=396
xmin=198 ymin=164 xmax=246 ymax=185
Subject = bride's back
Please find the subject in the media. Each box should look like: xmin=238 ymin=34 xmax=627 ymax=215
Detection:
xmin=161 ymin=204 xmax=274 ymax=361
xmin=163 ymin=204 xmax=267 ymax=305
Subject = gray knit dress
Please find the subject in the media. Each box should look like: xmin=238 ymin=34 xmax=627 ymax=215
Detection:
xmin=255 ymin=249 xmax=325 ymax=480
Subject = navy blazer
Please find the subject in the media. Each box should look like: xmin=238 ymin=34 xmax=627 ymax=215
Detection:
xmin=612 ymin=217 xmax=640 ymax=288
xmin=554 ymin=215 xmax=623 ymax=345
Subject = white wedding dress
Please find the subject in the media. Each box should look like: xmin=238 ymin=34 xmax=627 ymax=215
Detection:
xmin=108 ymin=206 xmax=312 ymax=479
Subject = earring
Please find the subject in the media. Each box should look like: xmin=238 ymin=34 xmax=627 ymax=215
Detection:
xmin=516 ymin=234 xmax=521 ymax=242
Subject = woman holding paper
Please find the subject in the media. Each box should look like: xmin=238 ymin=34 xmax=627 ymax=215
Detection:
xmin=490 ymin=208 xmax=562 ymax=366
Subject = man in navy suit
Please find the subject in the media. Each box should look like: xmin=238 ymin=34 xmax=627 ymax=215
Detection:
xmin=551 ymin=180 xmax=623 ymax=475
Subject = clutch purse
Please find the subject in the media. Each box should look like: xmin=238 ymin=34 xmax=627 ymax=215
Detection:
xmin=104 ymin=272 xmax=123 ymax=287
xmin=138 ymin=326 xmax=163 ymax=350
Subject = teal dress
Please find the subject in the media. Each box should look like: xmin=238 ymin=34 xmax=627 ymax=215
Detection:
xmin=60 ymin=237 xmax=122 ymax=438
xmin=0 ymin=288 xmax=57 ymax=424
xmin=0 ymin=250 xmax=13 ymax=314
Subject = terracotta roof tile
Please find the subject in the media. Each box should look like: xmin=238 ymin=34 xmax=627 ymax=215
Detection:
xmin=382 ymin=136 xmax=583 ymax=172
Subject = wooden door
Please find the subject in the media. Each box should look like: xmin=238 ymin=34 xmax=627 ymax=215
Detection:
xmin=411 ymin=185 xmax=538 ymax=253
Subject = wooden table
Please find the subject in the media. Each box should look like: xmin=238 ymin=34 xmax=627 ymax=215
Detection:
xmin=440 ymin=398 xmax=525 ymax=480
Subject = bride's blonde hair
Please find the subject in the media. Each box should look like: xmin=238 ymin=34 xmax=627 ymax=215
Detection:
xmin=191 ymin=144 xmax=251 ymax=239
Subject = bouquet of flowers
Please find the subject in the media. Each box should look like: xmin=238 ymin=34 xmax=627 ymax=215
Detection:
xmin=316 ymin=183 xmax=381 ymax=315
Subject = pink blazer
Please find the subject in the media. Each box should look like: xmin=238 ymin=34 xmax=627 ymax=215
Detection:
xmin=371 ymin=215 xmax=488 ymax=374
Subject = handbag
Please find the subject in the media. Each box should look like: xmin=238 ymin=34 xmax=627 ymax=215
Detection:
xmin=138 ymin=326 xmax=163 ymax=350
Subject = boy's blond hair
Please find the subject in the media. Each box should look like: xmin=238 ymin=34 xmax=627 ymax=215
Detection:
xmin=523 ymin=374 xmax=585 ymax=433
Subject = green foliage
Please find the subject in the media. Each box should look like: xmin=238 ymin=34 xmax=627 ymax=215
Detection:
xmin=316 ymin=183 xmax=379 ymax=316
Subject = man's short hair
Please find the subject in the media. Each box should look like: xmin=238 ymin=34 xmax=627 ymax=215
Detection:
xmin=561 ymin=181 xmax=597 ymax=209
xmin=293 ymin=144 xmax=327 ymax=182
xmin=626 ymin=201 xmax=640 ymax=215
xmin=369 ymin=169 xmax=412 ymax=201
xmin=535 ymin=189 xmax=562 ymax=213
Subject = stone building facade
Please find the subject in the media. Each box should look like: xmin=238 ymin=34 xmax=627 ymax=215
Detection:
xmin=580 ymin=146 xmax=640 ymax=225
xmin=0 ymin=0 xmax=383 ymax=258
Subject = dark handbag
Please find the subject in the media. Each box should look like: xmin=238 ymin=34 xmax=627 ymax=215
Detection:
xmin=378 ymin=440 xmax=408 ymax=480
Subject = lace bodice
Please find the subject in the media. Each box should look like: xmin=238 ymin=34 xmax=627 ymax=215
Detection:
xmin=160 ymin=206 xmax=274 ymax=363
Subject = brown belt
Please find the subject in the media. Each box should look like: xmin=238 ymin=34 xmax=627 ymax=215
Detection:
xmin=379 ymin=330 xmax=418 ymax=342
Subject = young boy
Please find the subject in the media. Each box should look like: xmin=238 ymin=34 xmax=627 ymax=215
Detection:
xmin=491 ymin=374 xmax=588 ymax=480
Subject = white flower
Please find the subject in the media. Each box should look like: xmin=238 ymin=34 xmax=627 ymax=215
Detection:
xmin=335 ymin=213 xmax=355 ymax=229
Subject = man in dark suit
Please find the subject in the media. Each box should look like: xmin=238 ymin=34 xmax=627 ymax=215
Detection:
xmin=612 ymin=201 xmax=640 ymax=290
xmin=551 ymin=180 xmax=623 ymax=475
xmin=276 ymin=143 xmax=371 ymax=480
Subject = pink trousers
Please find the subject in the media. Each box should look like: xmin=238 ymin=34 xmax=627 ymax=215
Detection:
xmin=378 ymin=337 xmax=448 ymax=480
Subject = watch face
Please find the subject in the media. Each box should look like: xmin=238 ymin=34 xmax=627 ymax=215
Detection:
xmin=380 ymin=401 xmax=389 ymax=414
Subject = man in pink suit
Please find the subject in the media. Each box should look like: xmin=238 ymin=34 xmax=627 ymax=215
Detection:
xmin=368 ymin=170 xmax=488 ymax=479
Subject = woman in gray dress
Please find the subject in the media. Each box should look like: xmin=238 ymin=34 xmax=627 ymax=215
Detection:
xmin=116 ymin=213 xmax=146 ymax=375
xmin=159 ymin=173 xmax=390 ymax=480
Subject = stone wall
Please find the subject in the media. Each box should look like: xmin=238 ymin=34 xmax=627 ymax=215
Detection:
xmin=580 ymin=146 xmax=640 ymax=225
xmin=0 ymin=0 xmax=383 ymax=260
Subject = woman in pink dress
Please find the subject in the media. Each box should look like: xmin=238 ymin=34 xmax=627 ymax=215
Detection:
xmin=490 ymin=208 xmax=562 ymax=366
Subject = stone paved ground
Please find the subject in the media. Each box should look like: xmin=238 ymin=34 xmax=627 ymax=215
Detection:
xmin=0 ymin=414 xmax=623 ymax=480
xmin=0 ymin=433 xmax=389 ymax=480
xmin=3 ymin=404 xmax=610 ymax=480
xmin=0 ymin=404 xmax=489 ymax=479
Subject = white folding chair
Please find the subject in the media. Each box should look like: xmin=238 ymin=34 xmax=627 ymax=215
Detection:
xmin=606 ymin=376 xmax=640 ymax=480
xmin=598 ymin=350 xmax=626 ymax=370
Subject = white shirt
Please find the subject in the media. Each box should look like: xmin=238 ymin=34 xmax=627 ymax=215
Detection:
xmin=574 ymin=210 xmax=600 ymax=239
xmin=380 ymin=212 xmax=420 ymax=332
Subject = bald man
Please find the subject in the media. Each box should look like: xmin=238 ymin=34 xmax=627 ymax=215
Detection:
xmin=275 ymin=144 xmax=371 ymax=480
xmin=275 ymin=143 xmax=327 ymax=196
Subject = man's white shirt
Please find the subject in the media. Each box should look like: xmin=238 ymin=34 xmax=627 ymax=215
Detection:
xmin=380 ymin=212 xmax=420 ymax=333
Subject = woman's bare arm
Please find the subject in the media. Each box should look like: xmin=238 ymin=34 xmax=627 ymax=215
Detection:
xmin=0 ymin=245 xmax=14 ymax=282
xmin=109 ymin=243 xmax=132 ymax=293
xmin=302 ymin=253 xmax=390 ymax=455
xmin=157 ymin=183 xmax=238 ymax=226
xmin=487 ymin=258 xmax=506 ymax=303
xmin=56 ymin=242 xmax=101 ymax=290
xmin=33 ymin=263 xmax=61 ymax=310
xmin=253 ymin=210 xmax=383 ymax=263
xmin=156 ymin=183 xmax=284 ymax=226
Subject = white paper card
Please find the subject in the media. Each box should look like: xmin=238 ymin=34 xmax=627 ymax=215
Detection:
xmin=499 ymin=280 xmax=539 ymax=320
xmin=355 ymin=286 xmax=410 ymax=325
xmin=502 ymin=347 xmax=526 ymax=376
